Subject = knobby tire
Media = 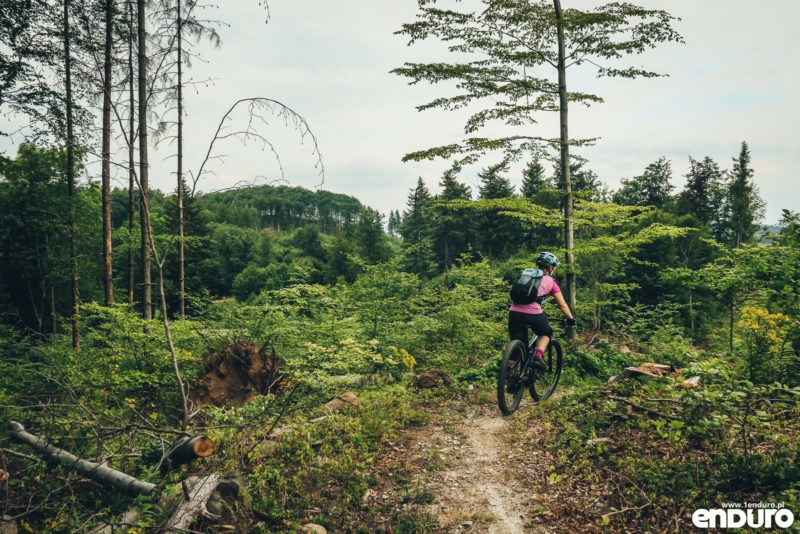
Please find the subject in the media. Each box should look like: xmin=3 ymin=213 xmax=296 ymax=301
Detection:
xmin=498 ymin=339 xmax=527 ymax=416
xmin=530 ymin=340 xmax=562 ymax=402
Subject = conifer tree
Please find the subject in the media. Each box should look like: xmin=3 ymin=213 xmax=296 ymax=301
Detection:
xmin=387 ymin=210 xmax=402 ymax=237
xmin=64 ymin=0 xmax=80 ymax=348
xmin=553 ymin=160 xmax=604 ymax=204
xmin=101 ymin=0 xmax=114 ymax=307
xmin=521 ymin=159 xmax=547 ymax=203
xmin=520 ymin=158 xmax=558 ymax=249
xmin=477 ymin=161 xmax=516 ymax=264
xmin=678 ymin=156 xmax=727 ymax=239
xmin=137 ymin=0 xmax=152 ymax=319
xmin=399 ymin=178 xmax=435 ymax=275
xmin=0 ymin=1 xmax=61 ymax=136
xmin=727 ymin=142 xmax=764 ymax=247
xmin=432 ymin=167 xmax=472 ymax=275
xmin=400 ymin=178 xmax=432 ymax=243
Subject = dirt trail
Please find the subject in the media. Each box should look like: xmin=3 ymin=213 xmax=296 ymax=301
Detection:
xmin=458 ymin=415 xmax=529 ymax=533
xmin=367 ymin=391 xmax=576 ymax=532
xmin=414 ymin=405 xmax=551 ymax=533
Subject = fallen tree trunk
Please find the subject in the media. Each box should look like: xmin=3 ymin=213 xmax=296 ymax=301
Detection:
xmin=90 ymin=473 xmax=223 ymax=533
xmin=165 ymin=473 xmax=219 ymax=531
xmin=7 ymin=421 xmax=155 ymax=496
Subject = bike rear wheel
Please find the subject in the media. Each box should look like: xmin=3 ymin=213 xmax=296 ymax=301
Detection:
xmin=530 ymin=340 xmax=562 ymax=401
xmin=498 ymin=339 xmax=527 ymax=416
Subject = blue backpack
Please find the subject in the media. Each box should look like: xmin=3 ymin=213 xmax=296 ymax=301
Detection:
xmin=510 ymin=268 xmax=544 ymax=305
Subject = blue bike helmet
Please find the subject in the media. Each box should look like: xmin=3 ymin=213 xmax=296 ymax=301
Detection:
xmin=536 ymin=251 xmax=560 ymax=268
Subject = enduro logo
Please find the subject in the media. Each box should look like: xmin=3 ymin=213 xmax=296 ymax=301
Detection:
xmin=692 ymin=503 xmax=795 ymax=529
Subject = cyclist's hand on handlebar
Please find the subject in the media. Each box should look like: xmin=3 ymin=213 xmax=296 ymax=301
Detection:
xmin=566 ymin=317 xmax=577 ymax=327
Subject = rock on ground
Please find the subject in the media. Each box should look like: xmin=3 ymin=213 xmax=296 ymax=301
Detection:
xmin=416 ymin=369 xmax=453 ymax=389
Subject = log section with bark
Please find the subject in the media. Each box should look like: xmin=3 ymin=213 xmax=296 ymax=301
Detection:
xmin=167 ymin=434 xmax=214 ymax=466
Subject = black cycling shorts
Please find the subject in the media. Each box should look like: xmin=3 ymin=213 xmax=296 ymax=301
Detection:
xmin=508 ymin=311 xmax=553 ymax=348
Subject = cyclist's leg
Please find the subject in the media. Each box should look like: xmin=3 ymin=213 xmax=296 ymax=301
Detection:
xmin=535 ymin=335 xmax=550 ymax=353
xmin=507 ymin=311 xmax=530 ymax=369
xmin=530 ymin=313 xmax=553 ymax=353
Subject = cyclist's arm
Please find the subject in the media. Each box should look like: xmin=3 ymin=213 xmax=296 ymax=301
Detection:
xmin=552 ymin=291 xmax=574 ymax=320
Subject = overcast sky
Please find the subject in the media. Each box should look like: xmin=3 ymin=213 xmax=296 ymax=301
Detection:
xmin=4 ymin=1 xmax=799 ymax=224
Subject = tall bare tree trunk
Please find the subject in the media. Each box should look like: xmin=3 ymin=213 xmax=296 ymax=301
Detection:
xmin=64 ymin=0 xmax=80 ymax=350
xmin=137 ymin=0 xmax=152 ymax=319
xmin=127 ymin=0 xmax=136 ymax=302
xmin=444 ymin=241 xmax=449 ymax=286
xmin=730 ymin=297 xmax=735 ymax=352
xmin=50 ymin=283 xmax=56 ymax=335
xmin=102 ymin=0 xmax=114 ymax=307
xmin=553 ymin=0 xmax=576 ymax=341
xmin=177 ymin=0 xmax=185 ymax=318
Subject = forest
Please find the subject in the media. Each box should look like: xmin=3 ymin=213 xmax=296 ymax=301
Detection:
xmin=1 ymin=1 xmax=799 ymax=533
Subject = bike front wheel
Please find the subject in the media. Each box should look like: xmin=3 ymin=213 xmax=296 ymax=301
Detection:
xmin=530 ymin=340 xmax=562 ymax=402
xmin=498 ymin=339 xmax=527 ymax=416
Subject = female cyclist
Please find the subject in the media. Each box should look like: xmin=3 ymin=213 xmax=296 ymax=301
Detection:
xmin=508 ymin=252 xmax=576 ymax=371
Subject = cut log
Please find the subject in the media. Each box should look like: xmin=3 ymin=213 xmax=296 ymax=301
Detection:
xmin=681 ymin=376 xmax=701 ymax=388
xmin=7 ymin=421 xmax=155 ymax=496
xmin=165 ymin=473 xmax=219 ymax=531
xmin=608 ymin=362 xmax=681 ymax=384
xmin=168 ymin=435 xmax=214 ymax=466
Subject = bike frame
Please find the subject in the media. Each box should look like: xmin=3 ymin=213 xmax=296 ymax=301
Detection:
xmin=527 ymin=316 xmax=567 ymax=375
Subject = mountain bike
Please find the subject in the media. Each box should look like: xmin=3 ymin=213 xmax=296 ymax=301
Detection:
xmin=497 ymin=317 xmax=565 ymax=416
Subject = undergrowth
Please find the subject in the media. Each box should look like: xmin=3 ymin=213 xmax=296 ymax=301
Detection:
xmin=513 ymin=352 xmax=800 ymax=532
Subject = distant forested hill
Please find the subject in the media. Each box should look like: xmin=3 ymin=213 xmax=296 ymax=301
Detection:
xmin=197 ymin=185 xmax=365 ymax=233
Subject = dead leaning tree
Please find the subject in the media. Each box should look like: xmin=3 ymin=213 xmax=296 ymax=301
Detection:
xmin=8 ymin=422 xmax=215 ymax=490
xmin=8 ymin=421 xmax=156 ymax=496
xmin=9 ymin=422 xmax=217 ymax=533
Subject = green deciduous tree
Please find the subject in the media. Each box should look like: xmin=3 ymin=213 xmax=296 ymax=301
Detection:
xmin=613 ymin=156 xmax=674 ymax=210
xmin=326 ymin=230 xmax=359 ymax=283
xmin=0 ymin=144 xmax=103 ymax=336
xmin=355 ymin=208 xmax=392 ymax=265
xmin=0 ymin=0 xmax=61 ymax=136
xmin=394 ymin=0 xmax=682 ymax=332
